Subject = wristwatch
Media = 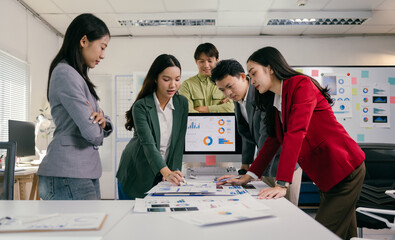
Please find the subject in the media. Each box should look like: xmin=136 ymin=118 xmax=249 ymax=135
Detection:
xmin=238 ymin=169 xmax=247 ymax=175
xmin=275 ymin=180 xmax=290 ymax=188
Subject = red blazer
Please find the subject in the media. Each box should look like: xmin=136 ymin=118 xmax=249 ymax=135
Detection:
xmin=249 ymin=75 xmax=365 ymax=192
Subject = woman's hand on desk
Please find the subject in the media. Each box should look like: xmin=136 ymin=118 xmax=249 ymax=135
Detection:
xmin=160 ymin=167 xmax=184 ymax=186
xmin=257 ymin=186 xmax=286 ymax=200
xmin=215 ymin=174 xmax=252 ymax=186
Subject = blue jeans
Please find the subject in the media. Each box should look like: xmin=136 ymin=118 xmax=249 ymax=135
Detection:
xmin=38 ymin=176 xmax=101 ymax=200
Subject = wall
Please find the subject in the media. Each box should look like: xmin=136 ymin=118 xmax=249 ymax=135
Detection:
xmin=0 ymin=0 xmax=60 ymax=122
xmin=92 ymin=35 xmax=395 ymax=77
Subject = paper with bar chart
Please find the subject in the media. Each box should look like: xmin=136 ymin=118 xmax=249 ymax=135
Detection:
xmin=185 ymin=115 xmax=236 ymax=152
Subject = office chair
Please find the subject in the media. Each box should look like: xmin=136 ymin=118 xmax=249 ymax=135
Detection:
xmin=356 ymin=143 xmax=395 ymax=237
xmin=0 ymin=141 xmax=16 ymax=200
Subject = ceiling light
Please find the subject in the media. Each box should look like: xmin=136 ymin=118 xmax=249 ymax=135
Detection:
xmin=265 ymin=11 xmax=371 ymax=26
xmin=118 ymin=19 xmax=215 ymax=27
xmin=267 ymin=17 xmax=367 ymax=25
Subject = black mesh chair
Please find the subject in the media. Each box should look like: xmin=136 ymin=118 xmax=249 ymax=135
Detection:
xmin=356 ymin=143 xmax=395 ymax=237
xmin=0 ymin=141 xmax=16 ymax=200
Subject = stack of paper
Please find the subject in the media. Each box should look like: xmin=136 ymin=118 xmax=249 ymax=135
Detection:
xmin=146 ymin=182 xmax=217 ymax=196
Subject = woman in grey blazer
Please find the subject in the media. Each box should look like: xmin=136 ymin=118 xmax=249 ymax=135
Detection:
xmin=116 ymin=54 xmax=188 ymax=199
xmin=37 ymin=14 xmax=113 ymax=200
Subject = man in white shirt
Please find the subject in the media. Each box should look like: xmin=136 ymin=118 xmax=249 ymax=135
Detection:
xmin=211 ymin=59 xmax=302 ymax=206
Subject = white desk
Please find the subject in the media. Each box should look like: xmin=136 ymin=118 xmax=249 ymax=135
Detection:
xmin=0 ymin=200 xmax=133 ymax=240
xmin=104 ymin=197 xmax=340 ymax=240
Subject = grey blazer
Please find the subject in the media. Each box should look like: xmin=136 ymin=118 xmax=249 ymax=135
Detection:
xmin=37 ymin=62 xmax=113 ymax=179
xmin=234 ymin=84 xmax=280 ymax=177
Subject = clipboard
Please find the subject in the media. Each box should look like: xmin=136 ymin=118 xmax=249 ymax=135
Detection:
xmin=0 ymin=213 xmax=107 ymax=233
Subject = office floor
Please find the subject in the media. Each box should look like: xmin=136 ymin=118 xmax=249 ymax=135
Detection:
xmin=301 ymin=208 xmax=395 ymax=240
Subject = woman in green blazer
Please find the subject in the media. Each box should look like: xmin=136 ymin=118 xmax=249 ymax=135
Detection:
xmin=116 ymin=54 xmax=188 ymax=199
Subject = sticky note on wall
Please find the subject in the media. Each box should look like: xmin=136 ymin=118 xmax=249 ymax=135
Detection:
xmin=361 ymin=71 xmax=369 ymax=78
xmin=352 ymin=88 xmax=357 ymax=95
xmin=389 ymin=77 xmax=395 ymax=85
xmin=391 ymin=96 xmax=395 ymax=104
xmin=312 ymin=70 xmax=319 ymax=77
xmin=351 ymin=77 xmax=357 ymax=85
xmin=355 ymin=103 xmax=360 ymax=111
xmin=206 ymin=155 xmax=216 ymax=166
xmin=295 ymin=69 xmax=303 ymax=73
xmin=357 ymin=134 xmax=365 ymax=142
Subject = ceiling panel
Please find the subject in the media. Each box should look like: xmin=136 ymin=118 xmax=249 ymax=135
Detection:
xmin=216 ymin=26 xmax=261 ymax=35
xmin=108 ymin=0 xmax=166 ymax=13
xmin=363 ymin=11 xmax=395 ymax=26
xmin=40 ymin=14 xmax=72 ymax=34
xmin=324 ymin=0 xmax=384 ymax=10
xmin=23 ymin=0 xmax=63 ymax=14
xmin=302 ymin=25 xmax=352 ymax=35
xmin=172 ymin=26 xmax=216 ymax=36
xmin=116 ymin=12 xmax=217 ymax=21
xmin=270 ymin=0 xmax=328 ymax=11
xmin=128 ymin=26 xmax=174 ymax=36
xmin=261 ymin=25 xmax=307 ymax=35
xmin=95 ymin=14 xmax=123 ymax=28
xmin=217 ymin=12 xmax=265 ymax=27
xmin=52 ymin=0 xmax=114 ymax=13
xmin=164 ymin=0 xmax=217 ymax=12
xmin=345 ymin=25 xmax=393 ymax=34
xmin=218 ymin=0 xmax=272 ymax=11
xmin=376 ymin=0 xmax=395 ymax=10
xmin=108 ymin=27 xmax=131 ymax=36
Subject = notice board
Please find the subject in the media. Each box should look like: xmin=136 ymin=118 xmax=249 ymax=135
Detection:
xmin=294 ymin=66 xmax=395 ymax=144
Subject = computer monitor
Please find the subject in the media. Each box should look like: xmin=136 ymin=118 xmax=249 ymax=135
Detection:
xmin=183 ymin=113 xmax=242 ymax=164
xmin=8 ymin=120 xmax=36 ymax=157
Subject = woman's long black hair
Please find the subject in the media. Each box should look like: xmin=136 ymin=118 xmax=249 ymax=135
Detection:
xmin=247 ymin=46 xmax=333 ymax=137
xmin=124 ymin=54 xmax=181 ymax=131
xmin=47 ymin=13 xmax=110 ymax=101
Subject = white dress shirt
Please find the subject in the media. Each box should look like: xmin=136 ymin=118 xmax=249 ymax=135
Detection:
xmin=238 ymin=85 xmax=250 ymax=124
xmin=246 ymin=81 xmax=283 ymax=180
xmin=153 ymin=93 xmax=174 ymax=162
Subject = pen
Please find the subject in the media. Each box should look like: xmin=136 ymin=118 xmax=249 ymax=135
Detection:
xmin=213 ymin=175 xmax=241 ymax=183
xmin=20 ymin=213 xmax=59 ymax=224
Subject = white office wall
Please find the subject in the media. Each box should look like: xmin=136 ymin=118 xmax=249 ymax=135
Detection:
xmin=0 ymin=0 xmax=60 ymax=122
xmin=92 ymin=35 xmax=395 ymax=76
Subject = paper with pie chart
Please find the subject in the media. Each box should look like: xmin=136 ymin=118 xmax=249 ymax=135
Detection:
xmin=359 ymin=83 xmax=390 ymax=128
xmin=185 ymin=115 xmax=236 ymax=152
xmin=322 ymin=74 xmax=352 ymax=118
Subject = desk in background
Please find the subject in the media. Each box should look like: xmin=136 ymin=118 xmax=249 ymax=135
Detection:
xmin=0 ymin=166 xmax=38 ymax=200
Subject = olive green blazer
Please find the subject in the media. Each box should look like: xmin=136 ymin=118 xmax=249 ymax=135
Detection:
xmin=116 ymin=93 xmax=188 ymax=198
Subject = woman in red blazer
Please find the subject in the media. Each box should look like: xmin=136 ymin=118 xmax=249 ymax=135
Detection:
xmin=218 ymin=47 xmax=365 ymax=240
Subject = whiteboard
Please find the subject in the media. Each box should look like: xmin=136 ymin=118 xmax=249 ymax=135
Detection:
xmin=295 ymin=66 xmax=395 ymax=144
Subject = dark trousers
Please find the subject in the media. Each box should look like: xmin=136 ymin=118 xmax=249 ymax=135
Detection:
xmin=315 ymin=162 xmax=366 ymax=240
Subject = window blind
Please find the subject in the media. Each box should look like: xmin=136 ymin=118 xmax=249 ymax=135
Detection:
xmin=0 ymin=49 xmax=30 ymax=142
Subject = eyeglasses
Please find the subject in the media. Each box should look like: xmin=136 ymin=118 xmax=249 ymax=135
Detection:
xmin=246 ymin=74 xmax=251 ymax=81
